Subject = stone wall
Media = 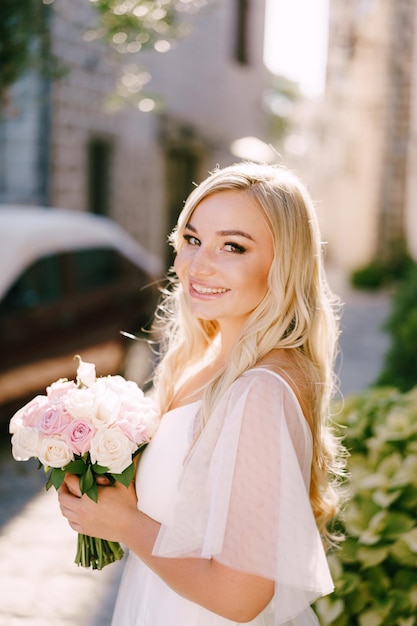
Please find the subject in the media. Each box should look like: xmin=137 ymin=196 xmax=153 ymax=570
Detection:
xmin=45 ymin=0 xmax=267 ymax=264
xmin=295 ymin=0 xmax=417 ymax=273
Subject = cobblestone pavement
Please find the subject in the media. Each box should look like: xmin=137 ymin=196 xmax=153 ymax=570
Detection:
xmin=0 ymin=278 xmax=392 ymax=625
xmin=336 ymin=285 xmax=391 ymax=397
xmin=0 ymin=435 xmax=125 ymax=626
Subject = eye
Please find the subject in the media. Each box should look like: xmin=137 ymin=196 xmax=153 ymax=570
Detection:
xmin=183 ymin=234 xmax=200 ymax=246
xmin=224 ymin=242 xmax=246 ymax=254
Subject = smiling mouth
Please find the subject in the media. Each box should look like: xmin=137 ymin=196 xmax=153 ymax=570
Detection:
xmin=191 ymin=283 xmax=228 ymax=295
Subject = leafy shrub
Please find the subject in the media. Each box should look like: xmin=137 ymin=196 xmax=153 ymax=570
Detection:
xmin=350 ymin=260 xmax=392 ymax=290
xmin=350 ymin=255 xmax=414 ymax=291
xmin=315 ymin=387 xmax=417 ymax=626
xmin=377 ymin=262 xmax=417 ymax=391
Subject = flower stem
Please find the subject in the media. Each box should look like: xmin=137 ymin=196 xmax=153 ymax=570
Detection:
xmin=75 ymin=534 xmax=124 ymax=570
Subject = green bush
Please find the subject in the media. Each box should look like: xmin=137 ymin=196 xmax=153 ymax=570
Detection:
xmin=377 ymin=262 xmax=417 ymax=391
xmin=350 ymin=255 xmax=414 ymax=291
xmin=315 ymin=387 xmax=417 ymax=626
xmin=350 ymin=260 xmax=392 ymax=290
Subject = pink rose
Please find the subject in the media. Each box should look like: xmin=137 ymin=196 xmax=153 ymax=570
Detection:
xmin=38 ymin=404 xmax=72 ymax=436
xmin=9 ymin=395 xmax=49 ymax=432
xmin=66 ymin=419 xmax=95 ymax=455
xmin=46 ymin=379 xmax=77 ymax=401
xmin=117 ymin=403 xmax=159 ymax=445
xmin=116 ymin=415 xmax=137 ymax=443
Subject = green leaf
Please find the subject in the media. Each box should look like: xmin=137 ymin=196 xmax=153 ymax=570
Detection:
xmin=402 ymin=527 xmax=417 ymax=552
xmin=358 ymin=608 xmax=387 ymax=626
xmin=49 ymin=468 xmax=66 ymax=491
xmin=80 ymin=465 xmax=94 ymax=494
xmin=390 ymin=536 xmax=417 ymax=567
xmin=382 ymin=511 xmax=414 ymax=541
xmin=111 ymin=462 xmax=134 ymax=488
xmin=85 ymin=482 xmax=98 ymax=503
xmin=45 ymin=473 xmax=53 ymax=491
xmin=91 ymin=463 xmax=110 ymax=475
xmin=64 ymin=459 xmax=88 ymax=475
xmin=357 ymin=546 xmax=389 ymax=568
xmin=133 ymin=442 xmax=148 ymax=458
xmin=315 ymin=596 xmax=345 ymax=625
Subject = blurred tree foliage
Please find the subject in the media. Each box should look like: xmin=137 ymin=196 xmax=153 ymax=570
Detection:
xmin=265 ymin=75 xmax=301 ymax=142
xmin=0 ymin=0 xmax=52 ymax=105
xmin=0 ymin=0 xmax=206 ymax=107
xmin=88 ymin=0 xmax=205 ymax=52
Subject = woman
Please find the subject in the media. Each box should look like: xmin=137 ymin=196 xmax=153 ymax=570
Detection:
xmin=58 ymin=162 xmax=345 ymax=625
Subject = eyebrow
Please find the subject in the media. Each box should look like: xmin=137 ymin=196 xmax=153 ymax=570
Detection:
xmin=185 ymin=222 xmax=255 ymax=241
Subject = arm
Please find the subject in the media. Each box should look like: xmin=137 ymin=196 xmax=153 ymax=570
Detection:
xmin=58 ymin=475 xmax=274 ymax=622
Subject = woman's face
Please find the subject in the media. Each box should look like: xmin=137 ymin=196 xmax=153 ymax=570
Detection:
xmin=174 ymin=190 xmax=274 ymax=338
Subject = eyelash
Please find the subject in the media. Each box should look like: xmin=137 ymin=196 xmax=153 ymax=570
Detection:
xmin=182 ymin=234 xmax=246 ymax=254
xmin=224 ymin=242 xmax=246 ymax=254
xmin=183 ymin=234 xmax=200 ymax=247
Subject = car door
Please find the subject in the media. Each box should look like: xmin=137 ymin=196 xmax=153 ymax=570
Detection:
xmin=67 ymin=246 xmax=155 ymax=346
xmin=0 ymin=252 xmax=74 ymax=369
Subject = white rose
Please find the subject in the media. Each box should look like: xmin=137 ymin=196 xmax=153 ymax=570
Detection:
xmin=89 ymin=428 xmax=136 ymax=474
xmin=90 ymin=382 xmax=119 ymax=428
xmin=9 ymin=408 xmax=25 ymax=435
xmin=76 ymin=356 xmax=96 ymax=388
xmin=63 ymin=387 xmax=96 ymax=421
xmin=11 ymin=427 xmax=41 ymax=461
xmin=38 ymin=436 xmax=73 ymax=468
xmin=102 ymin=375 xmax=144 ymax=407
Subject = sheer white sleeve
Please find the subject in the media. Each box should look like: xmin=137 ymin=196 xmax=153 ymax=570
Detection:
xmin=152 ymin=369 xmax=334 ymax=625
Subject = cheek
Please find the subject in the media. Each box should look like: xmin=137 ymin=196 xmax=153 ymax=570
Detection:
xmin=248 ymin=264 xmax=271 ymax=298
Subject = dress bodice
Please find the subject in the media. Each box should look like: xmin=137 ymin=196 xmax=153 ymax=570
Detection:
xmin=136 ymin=401 xmax=200 ymax=523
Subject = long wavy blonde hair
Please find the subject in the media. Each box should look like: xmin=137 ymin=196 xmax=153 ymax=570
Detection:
xmin=152 ymin=162 xmax=344 ymax=546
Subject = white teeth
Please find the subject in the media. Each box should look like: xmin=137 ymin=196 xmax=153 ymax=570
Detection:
xmin=192 ymin=284 xmax=227 ymax=294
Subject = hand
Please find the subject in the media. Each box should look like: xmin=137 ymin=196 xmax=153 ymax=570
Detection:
xmin=58 ymin=473 xmax=138 ymax=542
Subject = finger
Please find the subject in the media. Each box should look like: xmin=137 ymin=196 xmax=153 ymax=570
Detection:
xmin=57 ymin=480 xmax=70 ymax=495
xmin=68 ymin=520 xmax=82 ymax=532
xmin=95 ymin=475 xmax=111 ymax=486
xmin=59 ymin=500 xmax=72 ymax=519
xmin=58 ymin=488 xmax=79 ymax=516
xmin=64 ymin=473 xmax=82 ymax=497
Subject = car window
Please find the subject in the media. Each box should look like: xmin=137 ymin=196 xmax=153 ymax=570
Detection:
xmin=0 ymin=253 xmax=64 ymax=314
xmin=71 ymin=248 xmax=126 ymax=293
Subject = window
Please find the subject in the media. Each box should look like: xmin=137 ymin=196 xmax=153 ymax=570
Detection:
xmin=87 ymin=138 xmax=113 ymax=216
xmin=71 ymin=248 xmax=121 ymax=293
xmin=234 ymin=0 xmax=249 ymax=64
xmin=0 ymin=254 xmax=64 ymax=314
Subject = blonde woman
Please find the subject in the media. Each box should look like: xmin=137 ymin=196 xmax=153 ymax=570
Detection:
xmin=59 ymin=162 xmax=345 ymax=626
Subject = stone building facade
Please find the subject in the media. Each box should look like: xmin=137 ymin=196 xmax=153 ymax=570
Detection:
xmin=0 ymin=0 xmax=268 ymax=266
xmin=310 ymin=0 xmax=417 ymax=272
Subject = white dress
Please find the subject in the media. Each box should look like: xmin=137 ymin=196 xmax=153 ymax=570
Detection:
xmin=111 ymin=369 xmax=333 ymax=626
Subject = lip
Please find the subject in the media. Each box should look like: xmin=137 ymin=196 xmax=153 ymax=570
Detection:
xmin=189 ymin=280 xmax=229 ymax=298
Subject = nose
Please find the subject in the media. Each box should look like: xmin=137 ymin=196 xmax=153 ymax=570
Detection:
xmin=188 ymin=244 xmax=216 ymax=276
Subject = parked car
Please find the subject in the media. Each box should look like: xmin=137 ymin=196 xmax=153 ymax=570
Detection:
xmin=0 ymin=206 xmax=163 ymax=422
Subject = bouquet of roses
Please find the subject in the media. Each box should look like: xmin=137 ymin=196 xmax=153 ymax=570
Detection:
xmin=9 ymin=356 xmax=159 ymax=570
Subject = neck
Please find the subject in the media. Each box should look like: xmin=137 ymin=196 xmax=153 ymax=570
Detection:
xmin=217 ymin=321 xmax=244 ymax=363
